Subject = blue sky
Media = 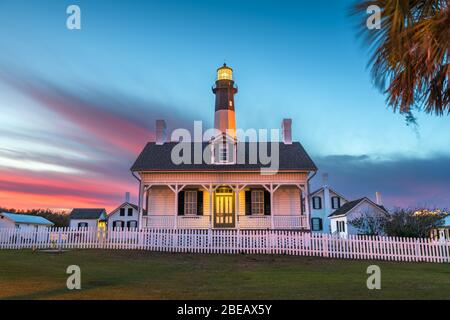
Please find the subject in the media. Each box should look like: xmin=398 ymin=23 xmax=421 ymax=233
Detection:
xmin=0 ymin=0 xmax=449 ymax=209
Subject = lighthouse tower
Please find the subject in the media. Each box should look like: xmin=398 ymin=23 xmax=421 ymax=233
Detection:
xmin=212 ymin=63 xmax=238 ymax=138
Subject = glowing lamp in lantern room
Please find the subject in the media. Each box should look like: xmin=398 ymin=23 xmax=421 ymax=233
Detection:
xmin=217 ymin=63 xmax=233 ymax=81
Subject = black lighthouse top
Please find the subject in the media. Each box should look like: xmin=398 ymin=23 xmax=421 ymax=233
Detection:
xmin=212 ymin=63 xmax=238 ymax=112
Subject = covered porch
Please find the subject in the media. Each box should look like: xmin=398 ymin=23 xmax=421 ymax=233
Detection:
xmin=139 ymin=183 xmax=310 ymax=230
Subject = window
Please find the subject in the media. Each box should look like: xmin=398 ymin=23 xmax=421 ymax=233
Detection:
xmin=213 ymin=139 xmax=235 ymax=164
xmin=127 ymin=221 xmax=137 ymax=229
xmin=120 ymin=208 xmax=125 ymax=216
xmin=78 ymin=222 xmax=88 ymax=229
xmin=312 ymin=196 xmax=322 ymax=209
xmin=331 ymin=197 xmax=341 ymax=209
xmin=336 ymin=221 xmax=346 ymax=233
xmin=219 ymin=143 xmax=229 ymax=163
xmin=113 ymin=221 xmax=124 ymax=229
xmin=251 ymin=190 xmax=264 ymax=215
xmin=127 ymin=208 xmax=133 ymax=216
xmin=184 ymin=191 xmax=197 ymax=215
xmin=311 ymin=218 xmax=323 ymax=231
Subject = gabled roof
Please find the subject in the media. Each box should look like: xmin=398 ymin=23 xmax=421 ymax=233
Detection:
xmin=131 ymin=142 xmax=317 ymax=172
xmin=108 ymin=202 xmax=138 ymax=216
xmin=1 ymin=212 xmax=54 ymax=226
xmin=69 ymin=208 xmax=106 ymax=220
xmin=328 ymin=198 xmax=388 ymax=218
xmin=309 ymin=187 xmax=348 ymax=201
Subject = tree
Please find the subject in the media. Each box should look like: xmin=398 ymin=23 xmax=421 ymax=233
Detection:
xmin=349 ymin=208 xmax=447 ymax=237
xmin=352 ymin=0 xmax=449 ymax=116
xmin=348 ymin=212 xmax=385 ymax=235
xmin=385 ymin=208 xmax=447 ymax=237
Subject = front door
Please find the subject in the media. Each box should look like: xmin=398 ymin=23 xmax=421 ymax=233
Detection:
xmin=214 ymin=188 xmax=235 ymax=228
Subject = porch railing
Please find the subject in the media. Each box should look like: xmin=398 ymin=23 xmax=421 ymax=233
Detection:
xmin=142 ymin=215 xmax=308 ymax=229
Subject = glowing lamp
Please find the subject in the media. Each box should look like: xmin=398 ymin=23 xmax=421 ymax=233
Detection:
xmin=217 ymin=63 xmax=233 ymax=81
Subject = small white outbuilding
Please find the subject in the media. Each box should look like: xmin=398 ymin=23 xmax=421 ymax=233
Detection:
xmin=107 ymin=202 xmax=139 ymax=230
xmin=329 ymin=197 xmax=388 ymax=236
xmin=0 ymin=212 xmax=54 ymax=230
xmin=69 ymin=208 xmax=107 ymax=229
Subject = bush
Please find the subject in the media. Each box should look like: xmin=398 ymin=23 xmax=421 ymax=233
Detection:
xmin=349 ymin=208 xmax=447 ymax=238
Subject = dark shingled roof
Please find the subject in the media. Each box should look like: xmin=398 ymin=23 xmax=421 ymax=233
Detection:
xmin=328 ymin=198 xmax=388 ymax=217
xmin=131 ymin=142 xmax=317 ymax=172
xmin=70 ymin=208 xmax=106 ymax=220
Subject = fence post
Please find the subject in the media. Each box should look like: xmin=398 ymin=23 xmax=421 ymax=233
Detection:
xmin=57 ymin=228 xmax=62 ymax=251
xmin=323 ymin=234 xmax=329 ymax=258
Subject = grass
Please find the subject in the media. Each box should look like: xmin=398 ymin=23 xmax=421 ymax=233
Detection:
xmin=0 ymin=250 xmax=449 ymax=300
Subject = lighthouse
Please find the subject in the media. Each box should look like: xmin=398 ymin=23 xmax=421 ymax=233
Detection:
xmin=212 ymin=63 xmax=238 ymax=138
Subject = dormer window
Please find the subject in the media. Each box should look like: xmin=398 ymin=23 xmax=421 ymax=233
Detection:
xmin=211 ymin=134 xmax=236 ymax=165
xmin=219 ymin=143 xmax=229 ymax=163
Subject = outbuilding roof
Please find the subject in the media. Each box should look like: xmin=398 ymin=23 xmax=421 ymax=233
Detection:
xmin=131 ymin=142 xmax=317 ymax=172
xmin=328 ymin=198 xmax=388 ymax=218
xmin=69 ymin=208 xmax=106 ymax=220
xmin=1 ymin=212 xmax=54 ymax=226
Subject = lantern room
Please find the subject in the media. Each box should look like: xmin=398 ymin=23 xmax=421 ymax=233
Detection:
xmin=217 ymin=63 xmax=233 ymax=81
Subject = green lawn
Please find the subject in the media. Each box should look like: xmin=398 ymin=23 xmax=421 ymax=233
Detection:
xmin=0 ymin=250 xmax=449 ymax=300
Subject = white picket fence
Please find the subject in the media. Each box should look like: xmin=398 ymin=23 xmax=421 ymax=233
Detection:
xmin=1 ymin=227 xmax=449 ymax=263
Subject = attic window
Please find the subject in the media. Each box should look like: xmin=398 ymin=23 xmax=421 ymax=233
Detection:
xmin=213 ymin=140 xmax=235 ymax=165
xmin=331 ymin=197 xmax=341 ymax=209
xmin=219 ymin=143 xmax=229 ymax=163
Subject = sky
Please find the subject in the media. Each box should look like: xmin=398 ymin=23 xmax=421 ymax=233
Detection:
xmin=0 ymin=0 xmax=449 ymax=211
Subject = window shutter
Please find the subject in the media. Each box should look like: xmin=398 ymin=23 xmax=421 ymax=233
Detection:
xmin=245 ymin=191 xmax=252 ymax=216
xmin=318 ymin=218 xmax=323 ymax=231
xmin=264 ymin=190 xmax=271 ymax=216
xmin=197 ymin=191 xmax=203 ymax=216
xmin=178 ymin=191 xmax=185 ymax=216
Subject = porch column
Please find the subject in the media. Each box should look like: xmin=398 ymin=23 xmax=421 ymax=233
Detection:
xmin=138 ymin=183 xmax=145 ymax=230
xmin=209 ymin=184 xmax=213 ymax=229
xmin=174 ymin=184 xmax=178 ymax=229
xmin=270 ymin=184 xmax=274 ymax=229
xmin=235 ymin=184 xmax=239 ymax=229
xmin=303 ymin=184 xmax=311 ymax=230
xmin=142 ymin=186 xmax=150 ymax=229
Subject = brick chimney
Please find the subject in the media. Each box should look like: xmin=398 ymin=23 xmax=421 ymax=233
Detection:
xmin=155 ymin=120 xmax=167 ymax=145
xmin=375 ymin=192 xmax=383 ymax=206
xmin=282 ymin=119 xmax=292 ymax=144
xmin=125 ymin=192 xmax=130 ymax=203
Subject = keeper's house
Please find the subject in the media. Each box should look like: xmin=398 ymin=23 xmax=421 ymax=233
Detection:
xmin=131 ymin=64 xmax=317 ymax=230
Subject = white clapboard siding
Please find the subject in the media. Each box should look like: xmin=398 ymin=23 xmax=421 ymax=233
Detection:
xmin=273 ymin=186 xmax=301 ymax=216
xmin=0 ymin=228 xmax=449 ymax=264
